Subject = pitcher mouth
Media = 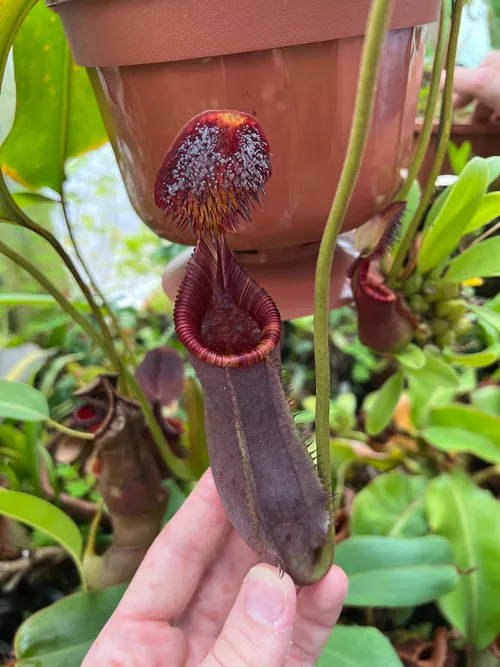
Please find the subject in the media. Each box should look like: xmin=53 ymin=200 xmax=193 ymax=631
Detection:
xmin=173 ymin=235 xmax=282 ymax=368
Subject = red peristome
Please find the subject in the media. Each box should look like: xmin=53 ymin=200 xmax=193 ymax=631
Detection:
xmin=73 ymin=404 xmax=104 ymax=433
xmin=154 ymin=110 xmax=272 ymax=237
xmin=174 ymin=235 xmax=281 ymax=368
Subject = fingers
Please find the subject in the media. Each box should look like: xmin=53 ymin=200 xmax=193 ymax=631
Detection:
xmin=117 ymin=468 xmax=231 ymax=623
xmin=442 ymin=66 xmax=500 ymax=117
xmin=201 ymin=564 xmax=297 ymax=667
xmin=287 ymin=565 xmax=348 ymax=666
xmin=180 ymin=530 xmax=259 ymax=664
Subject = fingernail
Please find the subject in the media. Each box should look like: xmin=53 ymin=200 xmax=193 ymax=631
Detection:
xmin=245 ymin=566 xmax=287 ymax=627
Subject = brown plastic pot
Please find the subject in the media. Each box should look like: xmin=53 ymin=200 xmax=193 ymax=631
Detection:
xmin=415 ymin=119 xmax=500 ymax=185
xmin=48 ymin=0 xmax=441 ymax=318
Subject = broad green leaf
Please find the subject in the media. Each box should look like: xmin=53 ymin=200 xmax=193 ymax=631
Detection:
xmin=465 ymin=192 xmax=500 ymax=234
xmin=15 ymin=584 xmax=126 ymax=666
xmin=446 ymin=347 xmax=498 ymax=368
xmin=422 ymin=426 xmax=500 ymax=464
xmin=486 ymin=155 xmax=500 ymax=184
xmin=426 ymin=472 xmax=500 ymax=649
xmin=318 ymin=626 xmax=403 ymax=667
xmin=471 ymin=385 xmax=500 ymax=417
xmin=423 ymin=186 xmax=451 ymax=232
xmin=0 ymin=490 xmax=85 ymax=587
xmin=335 ymin=535 xmax=458 ymax=607
xmin=365 ymin=370 xmax=404 ymax=436
xmin=0 ymin=1 xmax=106 ymax=194
xmin=418 ymin=158 xmax=488 ymax=273
xmin=0 ymin=293 xmax=62 ymax=308
xmin=0 ymin=379 xmax=49 ymax=421
xmin=394 ymin=343 xmax=425 ymax=370
xmin=0 ymin=0 xmax=38 ymax=220
xmin=3 ymin=345 xmax=51 ymax=382
xmin=0 ymin=342 xmax=50 ymax=381
xmin=445 ymin=237 xmax=500 ymax=282
xmin=351 ymin=470 xmax=428 ymax=538
xmin=405 ymin=346 xmax=460 ymax=389
xmin=468 ymin=303 xmax=500 ymax=333
xmin=428 ymin=404 xmax=500 ymax=461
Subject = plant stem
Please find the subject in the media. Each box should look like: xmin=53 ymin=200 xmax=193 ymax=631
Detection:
xmin=46 ymin=418 xmax=95 ymax=440
xmin=313 ymin=0 xmax=394 ymax=497
xmin=388 ymin=0 xmax=466 ymax=285
xmin=470 ymin=218 xmax=500 ymax=247
xmin=0 ymin=237 xmax=110 ymax=353
xmin=0 ymin=238 xmax=191 ymax=480
xmin=0 ymin=182 xmax=125 ymax=386
xmin=60 ymin=196 xmax=137 ymax=371
xmin=125 ymin=372 xmax=193 ymax=482
xmin=397 ymin=0 xmax=449 ymax=201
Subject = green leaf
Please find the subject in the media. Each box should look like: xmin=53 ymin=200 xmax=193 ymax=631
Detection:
xmin=335 ymin=535 xmax=458 ymax=607
xmin=0 ymin=1 xmax=106 ymax=194
xmin=0 ymin=462 xmax=20 ymax=489
xmin=0 ymin=292 xmax=61 ymax=308
xmin=486 ymin=155 xmax=500 ymax=185
xmin=38 ymin=352 xmax=83 ymax=397
xmin=428 ymin=404 xmax=500 ymax=462
xmin=448 ymin=140 xmax=471 ymax=175
xmin=184 ymin=375 xmax=209 ymax=477
xmin=422 ymin=426 xmax=500 ymax=464
xmin=418 ymin=157 xmax=489 ymax=273
xmin=318 ymin=626 xmax=403 ymax=667
xmin=468 ymin=303 xmax=500 ymax=333
xmin=426 ymin=472 xmax=500 ymax=649
xmin=465 ymin=192 xmax=500 ymax=234
xmin=423 ymin=186 xmax=451 ymax=233
xmin=446 ymin=347 xmax=498 ymax=368
xmin=351 ymin=470 xmax=429 ymax=538
xmin=0 ymin=0 xmax=38 ymax=220
xmin=365 ymin=370 xmax=404 ymax=436
xmin=405 ymin=346 xmax=460 ymax=389
xmin=394 ymin=343 xmax=426 ymax=370
xmin=471 ymin=385 xmax=500 ymax=417
xmin=445 ymin=237 xmax=500 ymax=282
xmin=2 ymin=345 xmax=52 ymax=382
xmin=0 ymin=489 xmax=85 ymax=587
xmin=0 ymin=379 xmax=49 ymax=421
xmin=15 ymin=584 xmax=126 ymax=666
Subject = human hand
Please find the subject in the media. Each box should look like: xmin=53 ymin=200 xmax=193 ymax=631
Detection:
xmin=82 ymin=469 xmax=348 ymax=666
xmin=444 ymin=51 xmax=500 ymax=122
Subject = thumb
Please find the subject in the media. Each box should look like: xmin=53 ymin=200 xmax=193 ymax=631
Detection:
xmin=201 ymin=564 xmax=297 ymax=667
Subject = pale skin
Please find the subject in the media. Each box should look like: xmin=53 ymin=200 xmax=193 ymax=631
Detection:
xmin=444 ymin=51 xmax=500 ymax=120
xmin=82 ymin=469 xmax=348 ymax=667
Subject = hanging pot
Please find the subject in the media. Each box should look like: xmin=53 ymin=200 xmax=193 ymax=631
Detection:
xmin=47 ymin=0 xmax=441 ymax=318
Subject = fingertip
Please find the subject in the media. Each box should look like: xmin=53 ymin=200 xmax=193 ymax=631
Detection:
xmin=244 ymin=563 xmax=297 ymax=631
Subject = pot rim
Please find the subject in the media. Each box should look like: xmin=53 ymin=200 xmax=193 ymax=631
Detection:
xmin=47 ymin=0 xmax=440 ymax=67
xmin=415 ymin=118 xmax=500 ymax=136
